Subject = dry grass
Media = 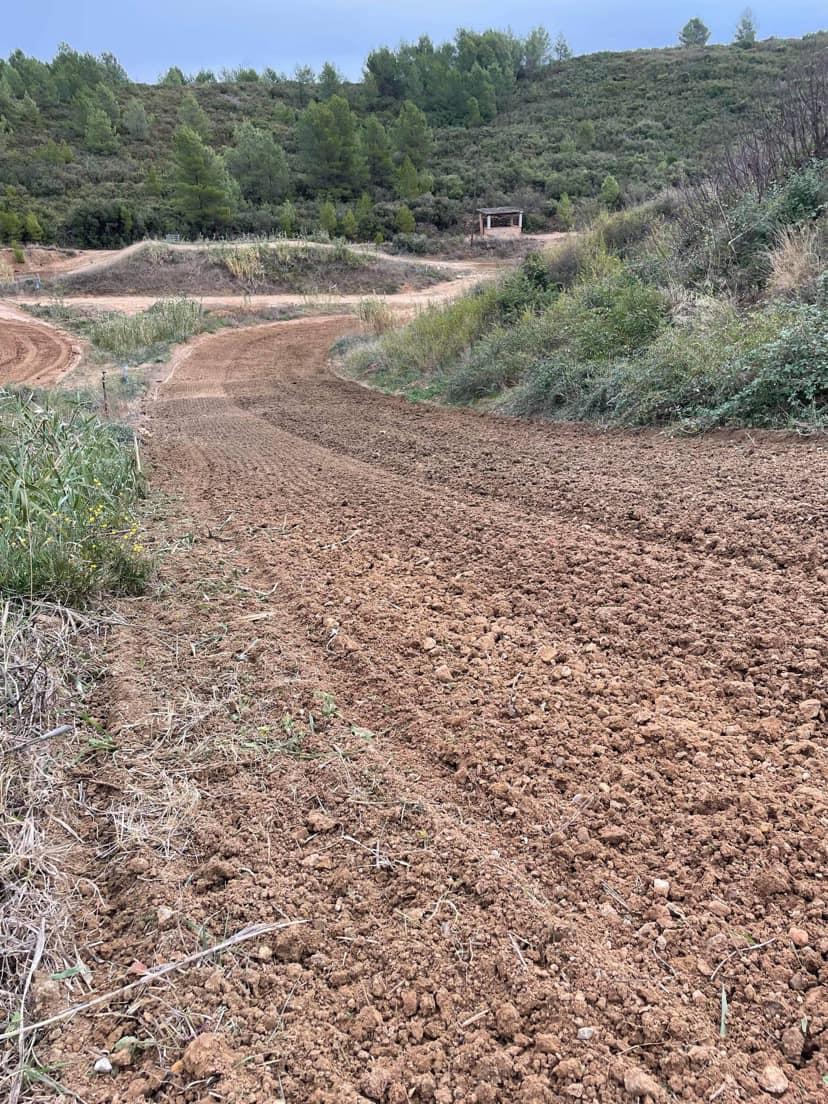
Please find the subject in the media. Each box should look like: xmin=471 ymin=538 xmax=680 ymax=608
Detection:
xmin=766 ymin=223 xmax=822 ymax=298
xmin=357 ymin=297 xmax=397 ymax=335
xmin=219 ymin=245 xmax=265 ymax=285
xmin=0 ymin=599 xmax=113 ymax=1102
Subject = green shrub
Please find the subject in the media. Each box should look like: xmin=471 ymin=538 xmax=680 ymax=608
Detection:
xmin=605 ymin=299 xmax=780 ymax=424
xmin=706 ymin=304 xmax=828 ymax=427
xmin=0 ymin=391 xmax=151 ymax=603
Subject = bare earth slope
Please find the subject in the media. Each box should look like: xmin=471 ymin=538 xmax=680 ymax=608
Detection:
xmin=42 ymin=317 xmax=827 ymax=1102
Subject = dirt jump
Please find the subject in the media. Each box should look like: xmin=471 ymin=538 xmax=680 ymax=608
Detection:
xmin=32 ymin=315 xmax=827 ymax=1102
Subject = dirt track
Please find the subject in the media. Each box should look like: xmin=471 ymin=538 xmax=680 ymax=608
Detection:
xmin=41 ymin=316 xmax=827 ymax=1103
xmin=0 ymin=302 xmax=79 ymax=386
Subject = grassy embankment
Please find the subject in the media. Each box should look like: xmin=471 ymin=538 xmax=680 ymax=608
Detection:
xmin=341 ymin=162 xmax=828 ymax=430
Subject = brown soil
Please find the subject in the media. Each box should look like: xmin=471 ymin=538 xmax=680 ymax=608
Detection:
xmin=36 ymin=316 xmax=827 ymax=1103
xmin=0 ymin=304 xmax=80 ymax=386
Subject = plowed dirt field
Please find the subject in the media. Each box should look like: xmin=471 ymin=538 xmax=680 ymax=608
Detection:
xmin=39 ymin=316 xmax=827 ymax=1103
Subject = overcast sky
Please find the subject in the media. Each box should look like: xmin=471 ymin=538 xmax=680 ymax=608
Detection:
xmin=3 ymin=0 xmax=826 ymax=82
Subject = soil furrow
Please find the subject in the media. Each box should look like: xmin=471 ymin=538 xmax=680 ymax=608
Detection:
xmin=40 ymin=316 xmax=827 ymax=1103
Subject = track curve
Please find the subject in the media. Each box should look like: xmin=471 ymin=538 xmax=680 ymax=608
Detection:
xmin=45 ymin=315 xmax=828 ymax=1102
xmin=0 ymin=311 xmax=79 ymax=387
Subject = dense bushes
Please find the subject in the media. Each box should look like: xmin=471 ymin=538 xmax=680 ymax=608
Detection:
xmin=342 ymin=161 xmax=828 ymax=430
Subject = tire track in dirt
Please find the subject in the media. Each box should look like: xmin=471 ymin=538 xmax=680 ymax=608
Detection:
xmin=0 ymin=305 xmax=80 ymax=387
xmin=43 ymin=317 xmax=827 ymax=1103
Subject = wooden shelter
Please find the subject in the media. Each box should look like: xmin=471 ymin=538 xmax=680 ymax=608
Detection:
xmin=477 ymin=206 xmax=523 ymax=238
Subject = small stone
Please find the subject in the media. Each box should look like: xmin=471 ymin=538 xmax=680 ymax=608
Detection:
xmin=577 ymin=1027 xmax=595 ymax=1041
xmin=156 ymin=906 xmax=175 ymax=929
xmin=93 ymin=1056 xmax=112 ymax=1075
xmin=623 ymin=1066 xmax=664 ymax=1099
xmin=652 ymin=879 xmax=670 ymax=898
xmin=255 ymin=944 xmax=273 ymax=962
xmin=757 ymin=1063 xmax=788 ymax=1095
xmin=787 ymin=926 xmax=809 ymax=947
xmin=111 ymin=1047 xmax=135 ymax=1069
xmin=537 ymin=645 xmax=557 ymax=664
xmin=434 ymin=664 xmax=453 ymax=684
xmin=780 ymin=1026 xmax=804 ymax=1062
xmin=422 ymin=637 xmax=437 ymax=652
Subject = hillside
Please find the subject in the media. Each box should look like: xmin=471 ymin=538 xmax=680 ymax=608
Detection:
xmin=0 ymin=31 xmax=826 ymax=247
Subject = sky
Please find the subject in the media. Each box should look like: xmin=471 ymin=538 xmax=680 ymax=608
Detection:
xmin=2 ymin=0 xmax=826 ymax=82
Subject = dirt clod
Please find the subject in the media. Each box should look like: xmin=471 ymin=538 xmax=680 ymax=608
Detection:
xmin=622 ymin=1066 xmax=665 ymax=1100
xmin=181 ymin=1033 xmax=232 ymax=1079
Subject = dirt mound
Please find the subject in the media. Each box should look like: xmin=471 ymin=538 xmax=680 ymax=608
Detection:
xmin=0 ymin=312 xmax=79 ymax=386
xmin=50 ymin=243 xmax=454 ymax=297
xmin=39 ymin=317 xmax=827 ymax=1101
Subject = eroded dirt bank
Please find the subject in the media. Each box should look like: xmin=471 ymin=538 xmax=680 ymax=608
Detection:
xmin=42 ymin=317 xmax=826 ymax=1103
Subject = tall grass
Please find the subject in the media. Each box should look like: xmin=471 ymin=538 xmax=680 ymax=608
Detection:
xmin=89 ymin=298 xmax=205 ymax=362
xmin=0 ymin=391 xmax=151 ymax=604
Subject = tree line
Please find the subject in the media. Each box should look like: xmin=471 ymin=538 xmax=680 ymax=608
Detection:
xmin=0 ymin=21 xmax=822 ymax=249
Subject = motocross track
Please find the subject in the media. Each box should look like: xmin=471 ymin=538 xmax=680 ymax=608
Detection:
xmin=38 ymin=316 xmax=827 ymax=1103
xmin=0 ymin=302 xmax=79 ymax=386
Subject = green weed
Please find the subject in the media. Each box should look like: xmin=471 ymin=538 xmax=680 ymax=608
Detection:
xmin=0 ymin=391 xmax=151 ymax=604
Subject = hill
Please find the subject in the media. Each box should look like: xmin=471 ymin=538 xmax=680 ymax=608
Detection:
xmin=0 ymin=30 xmax=826 ymax=247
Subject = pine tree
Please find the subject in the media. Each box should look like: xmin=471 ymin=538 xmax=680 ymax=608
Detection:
xmin=172 ymin=125 xmax=233 ymax=233
xmin=23 ymin=212 xmax=43 ymax=241
xmin=678 ymin=18 xmax=710 ymax=47
xmin=297 ymin=95 xmax=364 ymax=195
xmin=392 ymin=101 xmax=432 ymax=169
xmin=178 ymin=91 xmax=211 ymax=139
xmin=465 ymin=96 xmax=482 ymax=127
xmin=553 ymin=34 xmax=573 ymax=61
xmin=123 ymin=98 xmax=149 ymax=140
xmin=361 ymin=116 xmax=393 ymax=188
xmin=599 ymin=173 xmax=622 ymax=209
xmin=522 ymin=27 xmax=552 ymax=76
xmin=318 ymin=62 xmax=342 ymax=99
xmin=225 ymin=123 xmax=289 ymax=205
xmin=355 ymin=192 xmax=374 ymax=238
xmin=395 ymin=205 xmax=415 ymax=234
xmin=293 ymin=65 xmax=316 ymax=106
xmin=84 ymin=107 xmax=118 ymax=153
xmin=734 ymin=8 xmax=758 ymax=47
xmin=319 ymin=199 xmax=338 ymax=236
xmin=160 ymin=66 xmax=186 ymax=86
xmin=340 ymin=207 xmax=358 ymax=240
xmin=279 ymin=198 xmax=297 ymax=236
xmin=556 ymin=193 xmax=574 ymax=229
xmin=395 ymin=156 xmax=421 ymax=200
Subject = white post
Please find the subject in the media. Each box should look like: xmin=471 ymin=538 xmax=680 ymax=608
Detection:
xmin=518 ymin=210 xmax=523 ymax=231
xmin=486 ymin=215 xmax=492 ymax=231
